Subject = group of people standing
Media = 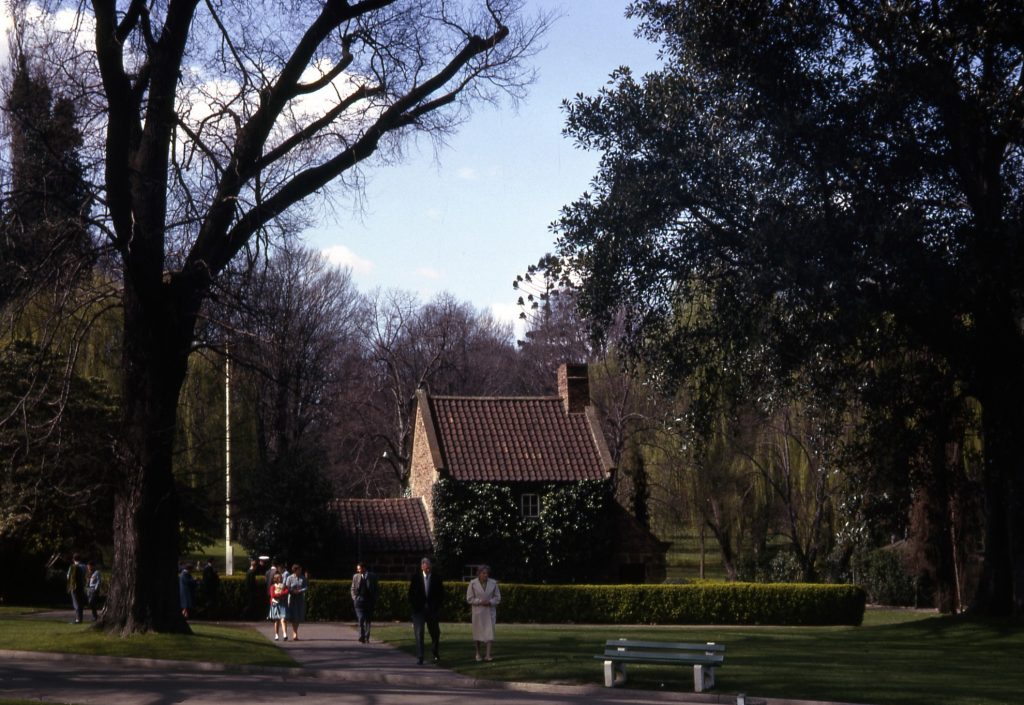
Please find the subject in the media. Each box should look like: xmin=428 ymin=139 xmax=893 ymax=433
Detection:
xmin=262 ymin=559 xmax=309 ymax=641
xmin=406 ymin=558 xmax=501 ymax=664
xmin=66 ymin=553 xmax=103 ymax=623
xmin=179 ymin=558 xmax=220 ymax=620
xmin=339 ymin=556 xmax=503 ymax=665
xmin=70 ymin=549 xmax=502 ymax=664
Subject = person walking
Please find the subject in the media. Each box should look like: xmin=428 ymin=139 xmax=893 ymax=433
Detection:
xmin=179 ymin=563 xmax=197 ymax=620
xmin=200 ymin=558 xmax=220 ymax=612
xmin=268 ymin=571 xmax=289 ymax=641
xmin=265 ymin=558 xmax=279 ymax=598
xmin=466 ymin=564 xmax=501 ymax=662
xmin=408 ymin=557 xmax=445 ymax=665
xmin=86 ymin=561 xmax=103 ymax=622
xmin=351 ymin=562 xmax=378 ymax=643
xmin=66 ymin=554 xmax=86 ymax=624
xmin=284 ymin=564 xmax=308 ymax=641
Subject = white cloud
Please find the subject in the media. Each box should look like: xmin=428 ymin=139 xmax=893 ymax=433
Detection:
xmin=322 ymin=245 xmax=373 ymax=274
xmin=416 ymin=266 xmax=442 ymax=280
xmin=0 ymin=10 xmax=10 ymax=69
xmin=490 ymin=302 xmax=527 ymax=340
xmin=456 ymin=166 xmax=477 ymax=180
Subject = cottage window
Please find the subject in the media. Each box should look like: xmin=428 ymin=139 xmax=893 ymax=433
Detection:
xmin=520 ymin=493 xmax=540 ymax=519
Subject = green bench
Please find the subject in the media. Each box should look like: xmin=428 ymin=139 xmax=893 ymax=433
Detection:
xmin=595 ymin=638 xmax=726 ymax=692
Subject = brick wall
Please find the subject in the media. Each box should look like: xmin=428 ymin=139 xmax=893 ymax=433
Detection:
xmin=557 ymin=362 xmax=590 ymax=414
xmin=407 ymin=400 xmax=438 ymax=529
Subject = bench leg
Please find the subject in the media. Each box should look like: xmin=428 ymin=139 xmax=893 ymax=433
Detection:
xmin=693 ymin=664 xmax=715 ymax=692
xmin=603 ymin=660 xmax=627 ymax=687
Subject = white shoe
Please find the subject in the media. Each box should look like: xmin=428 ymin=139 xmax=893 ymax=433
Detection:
xmin=274 ymin=635 xmax=279 ymax=641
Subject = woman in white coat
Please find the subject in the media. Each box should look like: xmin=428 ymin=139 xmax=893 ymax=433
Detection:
xmin=465 ymin=564 xmax=501 ymax=661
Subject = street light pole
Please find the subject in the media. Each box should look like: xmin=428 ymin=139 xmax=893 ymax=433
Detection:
xmin=225 ymin=348 xmax=233 ymax=576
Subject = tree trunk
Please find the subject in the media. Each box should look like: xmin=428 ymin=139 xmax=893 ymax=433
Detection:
xmin=100 ymin=282 xmax=197 ymax=634
xmin=971 ymin=341 xmax=1024 ymax=617
xmin=705 ymin=498 xmax=737 ymax=580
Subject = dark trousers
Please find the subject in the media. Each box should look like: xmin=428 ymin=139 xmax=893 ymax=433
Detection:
xmin=70 ymin=590 xmax=85 ymax=623
xmin=354 ymin=603 xmax=373 ymax=641
xmin=412 ymin=609 xmax=440 ymax=660
xmin=87 ymin=592 xmax=102 ymax=620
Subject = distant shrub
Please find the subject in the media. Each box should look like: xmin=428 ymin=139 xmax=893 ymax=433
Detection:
xmin=854 ymin=548 xmax=917 ymax=606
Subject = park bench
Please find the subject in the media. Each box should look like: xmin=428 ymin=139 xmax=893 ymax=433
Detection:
xmin=595 ymin=638 xmax=726 ymax=692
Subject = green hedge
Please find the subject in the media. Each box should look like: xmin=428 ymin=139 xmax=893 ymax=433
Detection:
xmin=199 ymin=577 xmax=864 ymax=626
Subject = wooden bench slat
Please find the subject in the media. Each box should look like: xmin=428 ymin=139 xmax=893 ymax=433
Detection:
xmin=603 ymin=639 xmax=725 ymax=652
xmin=597 ymin=651 xmax=724 ymax=665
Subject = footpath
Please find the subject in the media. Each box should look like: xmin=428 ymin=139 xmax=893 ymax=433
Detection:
xmin=0 ymin=617 xmax=867 ymax=705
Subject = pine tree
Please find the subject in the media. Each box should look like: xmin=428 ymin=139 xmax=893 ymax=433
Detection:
xmin=1 ymin=53 xmax=92 ymax=306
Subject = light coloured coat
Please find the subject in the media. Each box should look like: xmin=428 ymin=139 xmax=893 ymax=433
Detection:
xmin=465 ymin=577 xmax=501 ymax=642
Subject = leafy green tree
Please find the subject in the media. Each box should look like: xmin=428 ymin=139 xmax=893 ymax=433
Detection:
xmin=0 ymin=340 xmax=117 ymax=555
xmin=553 ymin=0 xmax=1024 ymax=615
xmin=1 ymin=52 xmax=93 ymax=306
xmin=234 ymin=444 xmax=339 ymax=574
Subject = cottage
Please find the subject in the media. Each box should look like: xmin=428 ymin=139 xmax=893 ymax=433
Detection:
xmin=408 ymin=363 xmax=667 ymax=582
xmin=332 ymin=363 xmax=668 ymax=582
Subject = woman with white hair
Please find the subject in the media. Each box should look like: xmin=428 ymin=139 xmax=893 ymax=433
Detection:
xmin=465 ymin=564 xmax=501 ymax=661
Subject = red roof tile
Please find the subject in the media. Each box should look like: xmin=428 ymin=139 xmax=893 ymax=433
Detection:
xmin=331 ymin=498 xmax=432 ymax=554
xmin=428 ymin=396 xmax=608 ymax=482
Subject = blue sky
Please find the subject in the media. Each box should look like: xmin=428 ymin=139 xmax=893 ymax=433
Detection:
xmin=0 ymin=2 xmax=661 ymax=327
xmin=309 ymin=1 xmax=661 ymax=326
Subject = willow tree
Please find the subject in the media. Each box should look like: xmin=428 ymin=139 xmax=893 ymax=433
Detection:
xmin=15 ymin=0 xmax=544 ymax=634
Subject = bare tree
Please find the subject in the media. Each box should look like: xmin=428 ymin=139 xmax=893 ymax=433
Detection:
xmin=229 ymin=244 xmax=366 ymax=464
xmin=15 ymin=0 xmax=546 ymax=633
xmin=360 ymin=289 xmax=520 ymax=484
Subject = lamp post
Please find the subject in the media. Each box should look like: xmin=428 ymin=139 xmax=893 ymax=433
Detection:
xmin=225 ymin=349 xmax=233 ymax=576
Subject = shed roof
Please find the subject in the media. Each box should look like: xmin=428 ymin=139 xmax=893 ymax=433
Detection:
xmin=331 ymin=498 xmax=432 ymax=554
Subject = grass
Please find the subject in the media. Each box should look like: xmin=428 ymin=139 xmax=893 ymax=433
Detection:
xmin=374 ymin=608 xmax=1023 ymax=705
xmin=0 ymin=612 xmax=295 ymax=667
xmin=186 ymin=539 xmax=251 ymax=575
xmin=658 ymin=526 xmax=729 ymax=581
xmin=0 ymin=606 xmax=44 ymax=616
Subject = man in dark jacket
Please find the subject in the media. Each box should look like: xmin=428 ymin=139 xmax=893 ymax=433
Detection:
xmin=408 ymin=557 xmax=445 ymax=664
xmin=351 ymin=562 xmax=378 ymax=643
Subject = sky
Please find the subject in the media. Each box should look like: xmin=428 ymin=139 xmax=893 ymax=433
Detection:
xmin=308 ymin=1 xmax=662 ymax=327
xmin=0 ymin=2 xmax=662 ymax=329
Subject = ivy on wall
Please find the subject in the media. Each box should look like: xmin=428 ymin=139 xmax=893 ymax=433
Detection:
xmin=432 ymin=478 xmax=611 ymax=582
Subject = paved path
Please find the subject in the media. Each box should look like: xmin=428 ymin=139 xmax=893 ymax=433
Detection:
xmin=0 ymin=618 xmax=859 ymax=705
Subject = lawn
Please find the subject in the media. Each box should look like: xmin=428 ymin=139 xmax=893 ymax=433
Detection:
xmin=373 ymin=608 xmax=1023 ymax=705
xmin=0 ymin=613 xmax=295 ymax=668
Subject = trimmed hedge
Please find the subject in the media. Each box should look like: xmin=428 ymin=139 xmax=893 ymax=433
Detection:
xmin=199 ymin=577 xmax=865 ymax=626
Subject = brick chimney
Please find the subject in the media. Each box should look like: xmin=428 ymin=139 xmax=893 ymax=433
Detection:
xmin=557 ymin=363 xmax=590 ymax=414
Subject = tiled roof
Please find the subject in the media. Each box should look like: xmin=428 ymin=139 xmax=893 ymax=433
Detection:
xmin=331 ymin=498 xmax=432 ymax=554
xmin=428 ymin=396 xmax=609 ymax=482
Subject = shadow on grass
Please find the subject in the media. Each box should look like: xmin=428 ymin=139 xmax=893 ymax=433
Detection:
xmin=375 ymin=613 xmax=1023 ymax=705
